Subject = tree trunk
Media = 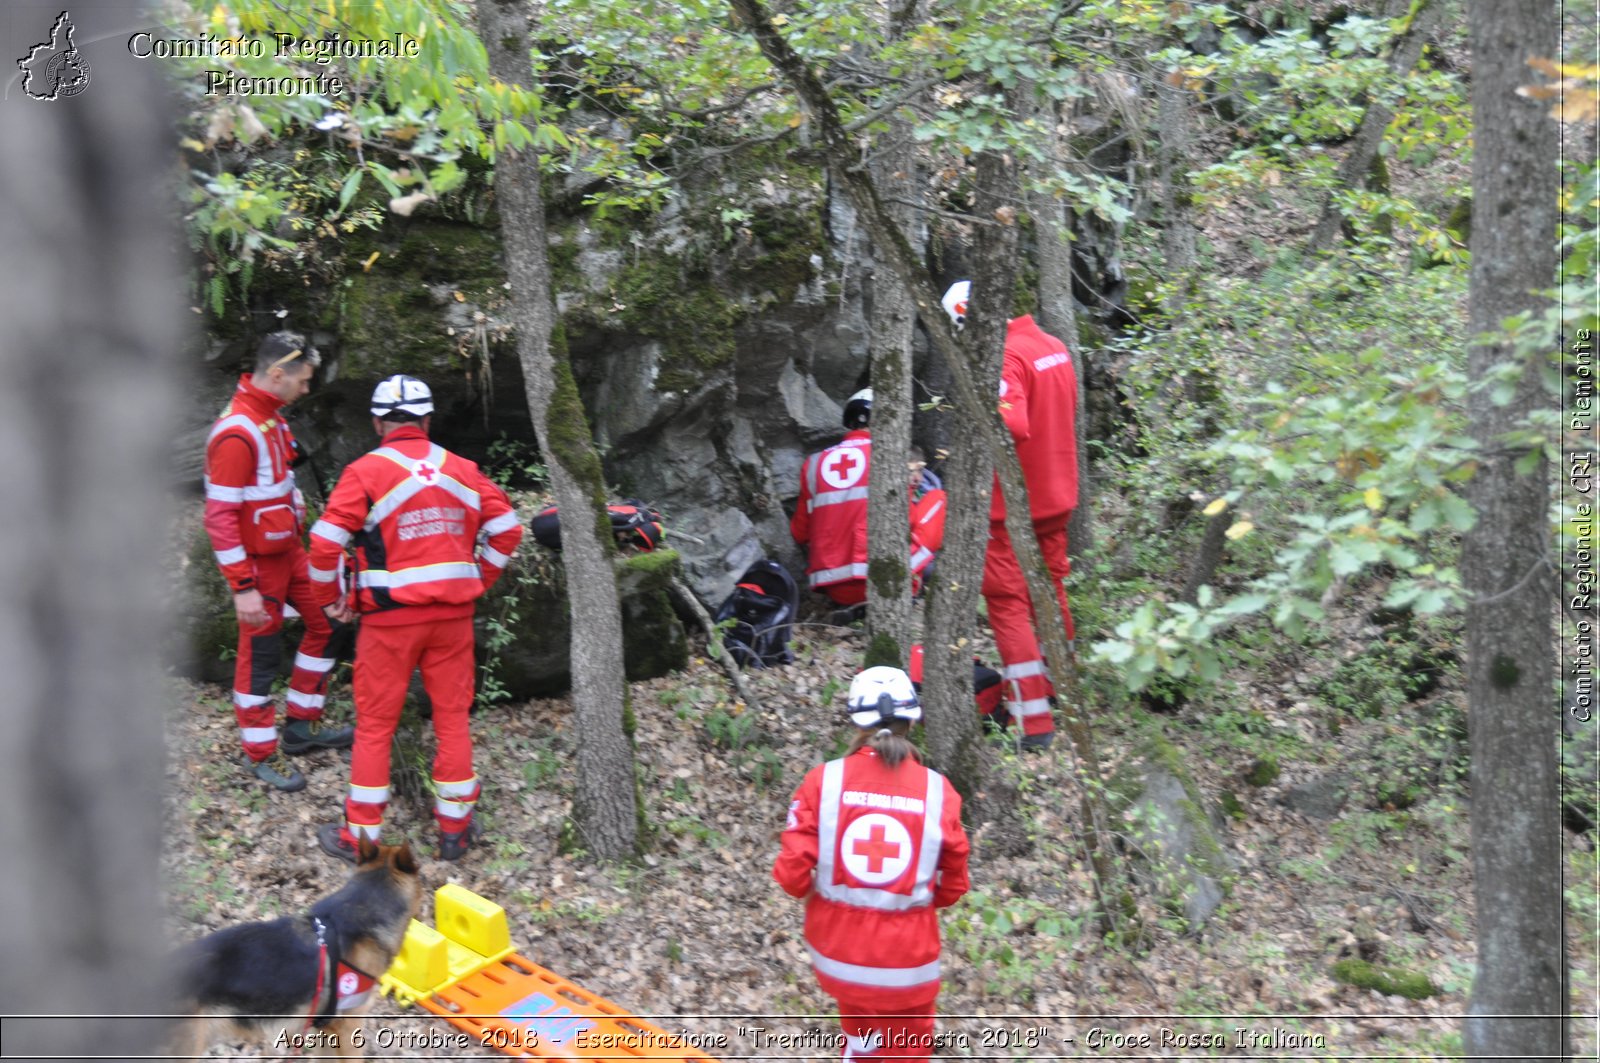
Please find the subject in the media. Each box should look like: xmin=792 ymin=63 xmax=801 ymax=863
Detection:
xmin=1460 ymin=1 xmax=1565 ymax=1057
xmin=1307 ymin=0 xmax=1441 ymax=252
xmin=918 ymin=424 xmax=991 ymax=798
xmin=1180 ymin=510 xmax=1230 ymax=605
xmin=920 ymin=151 xmax=1016 ymax=801
xmin=863 ymin=1 xmax=922 ymax=669
xmin=1157 ymin=67 xmax=1231 ymax=606
xmin=728 ymin=0 xmax=1127 ymax=928
xmin=0 ymin=11 xmax=181 ymax=1054
xmin=1157 ymin=71 xmax=1197 ymax=310
xmin=1024 ymin=87 xmax=1092 ymax=560
xmin=478 ymin=0 xmax=639 ymax=861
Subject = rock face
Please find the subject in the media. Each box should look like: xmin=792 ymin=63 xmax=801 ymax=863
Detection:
xmin=177 ymin=140 xmax=1135 ymax=619
xmin=177 ymin=162 xmax=894 ymax=611
xmin=1109 ymin=736 xmax=1237 ymax=930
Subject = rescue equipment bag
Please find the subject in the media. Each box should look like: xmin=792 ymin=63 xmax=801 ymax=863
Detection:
xmin=530 ymin=499 xmax=665 ymax=553
xmin=712 ymin=558 xmax=800 ymax=668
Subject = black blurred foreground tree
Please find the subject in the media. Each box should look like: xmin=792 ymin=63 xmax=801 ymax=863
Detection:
xmin=0 ymin=1 xmax=183 ymax=1056
xmin=1461 ymin=0 xmax=1566 ymax=1057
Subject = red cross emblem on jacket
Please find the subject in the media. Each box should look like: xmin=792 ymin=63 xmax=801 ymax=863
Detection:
xmin=820 ymin=448 xmax=864 ymax=489
xmin=413 ymin=461 xmax=439 ymax=484
xmin=851 ymin=822 xmax=902 ymax=874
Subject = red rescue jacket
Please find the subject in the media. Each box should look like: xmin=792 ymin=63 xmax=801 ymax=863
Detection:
xmin=773 ymin=746 xmax=970 ymax=1009
xmin=992 ymin=315 xmax=1079 ymax=522
xmin=307 ymin=426 xmax=524 ymax=625
xmin=792 ymin=431 xmax=948 ymax=591
xmin=203 ymin=374 xmax=305 ymax=592
xmin=909 ymin=487 xmax=947 ymax=581
xmin=791 ymin=429 xmax=873 ymax=591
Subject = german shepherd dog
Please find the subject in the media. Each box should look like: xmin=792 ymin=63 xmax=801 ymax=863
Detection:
xmin=167 ymin=838 xmax=421 ymax=1060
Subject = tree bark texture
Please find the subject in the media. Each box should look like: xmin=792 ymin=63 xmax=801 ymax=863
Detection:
xmin=1461 ymin=1 xmax=1565 ymax=1057
xmin=863 ymin=2 xmax=923 ymax=669
xmin=1156 ymin=72 xmax=1197 ymax=309
xmin=727 ymin=0 xmax=1125 ymax=925
xmin=479 ymin=0 xmax=639 ymax=861
xmin=919 ymin=154 xmax=1014 ymax=800
xmin=1023 ymin=87 xmax=1093 ymax=560
xmin=1307 ymin=0 xmax=1442 ymax=252
xmin=0 ymin=9 xmax=181 ymax=1054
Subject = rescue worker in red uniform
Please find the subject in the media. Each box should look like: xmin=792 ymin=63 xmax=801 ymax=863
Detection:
xmin=791 ymin=390 xmax=948 ymax=611
xmin=944 ymin=282 xmax=1078 ymax=750
xmin=204 ymin=332 xmax=353 ymax=793
xmin=774 ymin=667 xmax=970 ymax=1063
xmin=307 ymin=375 xmax=524 ymax=863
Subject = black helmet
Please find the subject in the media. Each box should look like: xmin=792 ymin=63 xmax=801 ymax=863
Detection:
xmin=843 ymin=388 xmax=873 ymax=429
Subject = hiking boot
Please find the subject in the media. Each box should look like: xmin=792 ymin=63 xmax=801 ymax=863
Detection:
xmin=1020 ymin=731 xmax=1055 ymax=752
xmin=317 ymin=823 xmax=358 ymax=865
xmin=439 ymin=819 xmax=483 ymax=863
xmin=829 ymin=603 xmax=867 ymax=627
xmin=250 ymin=752 xmax=306 ymax=792
xmin=281 ymin=718 xmax=355 ymax=755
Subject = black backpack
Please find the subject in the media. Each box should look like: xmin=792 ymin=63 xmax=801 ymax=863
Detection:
xmin=712 ymin=559 xmax=800 ymax=668
xmin=530 ymin=499 xmax=665 ymax=553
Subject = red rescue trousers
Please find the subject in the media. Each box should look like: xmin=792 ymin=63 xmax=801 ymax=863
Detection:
xmin=837 ymin=1002 xmax=938 ymax=1063
xmin=233 ymin=550 xmax=336 ymax=762
xmin=343 ymin=615 xmax=480 ymax=843
xmin=823 ymin=580 xmax=867 ymax=607
xmin=981 ymin=511 xmax=1073 ymax=739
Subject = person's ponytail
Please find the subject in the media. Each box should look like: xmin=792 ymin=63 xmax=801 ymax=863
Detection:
xmin=847 ymin=721 xmax=921 ymax=768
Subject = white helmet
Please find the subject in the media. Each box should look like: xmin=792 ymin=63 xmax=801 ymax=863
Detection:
xmin=843 ymin=388 xmax=873 ymax=429
xmin=370 ymin=374 xmax=433 ymax=418
xmin=941 ymin=281 xmax=971 ymax=329
xmin=847 ymin=666 xmax=922 ymax=729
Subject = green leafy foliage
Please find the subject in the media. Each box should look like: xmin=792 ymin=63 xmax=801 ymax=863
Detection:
xmin=1091 ymin=247 xmax=1487 ymax=689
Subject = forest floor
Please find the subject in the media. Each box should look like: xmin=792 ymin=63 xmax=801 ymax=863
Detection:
xmin=162 ymin=597 xmax=1597 ymax=1061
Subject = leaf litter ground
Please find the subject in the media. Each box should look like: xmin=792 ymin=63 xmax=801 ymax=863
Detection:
xmin=162 ymin=610 xmax=1596 ymax=1060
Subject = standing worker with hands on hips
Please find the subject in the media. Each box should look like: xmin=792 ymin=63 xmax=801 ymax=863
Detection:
xmin=308 ymin=375 xmax=524 ymax=863
xmin=203 ymin=331 xmax=353 ymax=794
xmin=774 ymin=667 xmax=970 ymax=1062
xmin=943 ymin=281 xmax=1079 ymax=750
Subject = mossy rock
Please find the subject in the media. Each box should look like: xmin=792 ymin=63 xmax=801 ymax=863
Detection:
xmin=176 ymin=527 xmax=242 ymax=685
xmin=1245 ymin=754 xmax=1281 ymax=787
xmin=1331 ymin=958 xmax=1439 ymax=1000
xmin=480 ymin=547 xmax=690 ymax=699
xmin=610 ymin=258 xmax=744 ymax=393
xmin=1108 ymin=734 xmax=1237 ymax=929
xmin=618 ymin=550 xmax=689 ymax=680
xmin=337 ymin=220 xmax=507 ymax=378
xmin=174 ymin=525 xmax=314 ymax=685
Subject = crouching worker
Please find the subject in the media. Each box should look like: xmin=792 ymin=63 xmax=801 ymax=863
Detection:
xmin=308 ymin=375 xmax=524 ymax=863
xmin=791 ymin=390 xmax=947 ymax=616
xmin=773 ymin=667 xmax=970 ymax=1062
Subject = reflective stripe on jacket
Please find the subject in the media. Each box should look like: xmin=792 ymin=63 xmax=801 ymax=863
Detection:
xmin=773 ymin=747 xmax=970 ymax=1008
xmin=791 ymin=431 xmax=947 ymax=592
xmin=790 ymin=430 xmax=873 ymax=590
xmin=203 ymin=375 xmax=303 ymax=589
xmin=307 ymin=426 xmax=523 ymax=618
